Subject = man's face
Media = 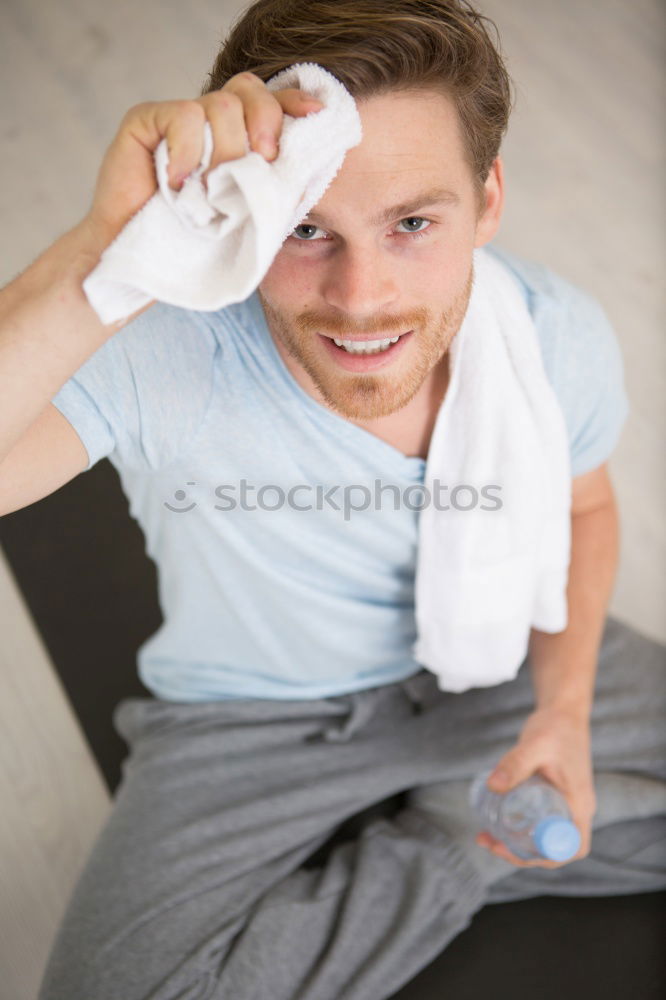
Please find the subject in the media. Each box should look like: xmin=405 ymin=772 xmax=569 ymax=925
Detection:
xmin=258 ymin=88 xmax=502 ymax=420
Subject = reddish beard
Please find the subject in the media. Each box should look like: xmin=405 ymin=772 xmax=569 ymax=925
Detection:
xmin=257 ymin=266 xmax=473 ymax=420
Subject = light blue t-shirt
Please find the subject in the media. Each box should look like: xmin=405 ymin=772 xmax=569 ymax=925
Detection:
xmin=51 ymin=244 xmax=629 ymax=701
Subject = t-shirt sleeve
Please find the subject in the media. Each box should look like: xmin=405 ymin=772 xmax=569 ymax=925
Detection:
xmin=487 ymin=244 xmax=630 ymax=478
xmin=562 ymin=294 xmax=630 ymax=477
xmin=531 ymin=276 xmax=631 ymax=478
xmin=50 ymin=302 xmax=219 ymax=473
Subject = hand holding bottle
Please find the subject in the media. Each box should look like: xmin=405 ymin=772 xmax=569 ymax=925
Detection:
xmin=473 ymin=705 xmax=596 ymax=869
xmin=470 ymin=769 xmax=582 ymax=862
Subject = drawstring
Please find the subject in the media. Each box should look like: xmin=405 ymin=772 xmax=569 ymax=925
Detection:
xmin=321 ymin=691 xmax=377 ymax=742
xmin=320 ymin=674 xmax=425 ymax=743
xmin=400 ymin=673 xmax=425 ymax=714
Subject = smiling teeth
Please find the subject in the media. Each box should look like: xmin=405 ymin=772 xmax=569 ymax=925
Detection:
xmin=333 ymin=336 xmax=401 ymax=354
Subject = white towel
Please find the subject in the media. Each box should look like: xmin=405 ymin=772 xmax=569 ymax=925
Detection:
xmin=412 ymin=245 xmax=572 ymax=692
xmin=82 ymin=63 xmax=363 ymax=324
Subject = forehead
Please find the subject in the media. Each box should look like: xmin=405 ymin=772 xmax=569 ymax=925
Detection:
xmin=355 ymin=88 xmax=464 ymax=159
xmin=307 ymin=89 xmax=470 ymax=220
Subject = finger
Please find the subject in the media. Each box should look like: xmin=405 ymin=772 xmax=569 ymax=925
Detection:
xmin=273 ymin=87 xmax=325 ymax=117
xmin=243 ymin=88 xmax=324 ymax=161
xmin=222 ymin=74 xmax=323 ymax=162
xmin=225 ymin=72 xmax=324 ymax=118
xmin=149 ymin=101 xmax=207 ymax=190
xmin=198 ymin=90 xmax=249 ymax=175
xmin=477 ymin=836 xmax=525 ymax=865
xmin=120 ymin=100 xmax=205 ymax=192
xmin=487 ymin=748 xmax=539 ymax=793
xmin=255 ymin=88 xmax=324 ymax=160
xmin=477 ymin=833 xmax=565 ymax=870
xmin=490 ymin=845 xmax=563 ymax=870
xmin=566 ymin=791 xmax=595 ymax=858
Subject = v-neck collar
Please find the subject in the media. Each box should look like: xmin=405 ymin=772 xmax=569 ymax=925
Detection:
xmin=243 ymin=291 xmax=427 ymax=478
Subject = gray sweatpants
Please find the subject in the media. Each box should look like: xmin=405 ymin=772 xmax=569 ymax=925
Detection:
xmin=38 ymin=616 xmax=666 ymax=1000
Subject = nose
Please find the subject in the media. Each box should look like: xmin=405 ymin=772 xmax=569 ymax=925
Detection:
xmin=320 ymin=244 xmax=400 ymax=319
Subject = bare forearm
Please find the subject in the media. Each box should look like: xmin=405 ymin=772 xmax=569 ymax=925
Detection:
xmin=528 ymin=497 xmax=619 ymax=719
xmin=0 ymin=218 xmax=120 ymax=465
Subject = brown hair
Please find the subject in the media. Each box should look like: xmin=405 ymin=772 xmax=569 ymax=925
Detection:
xmin=202 ymin=0 xmax=515 ymax=211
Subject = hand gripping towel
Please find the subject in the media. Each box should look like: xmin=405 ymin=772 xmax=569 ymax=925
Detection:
xmin=82 ymin=63 xmax=363 ymax=324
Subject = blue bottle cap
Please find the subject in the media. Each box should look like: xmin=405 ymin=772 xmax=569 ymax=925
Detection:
xmin=533 ymin=817 xmax=581 ymax=861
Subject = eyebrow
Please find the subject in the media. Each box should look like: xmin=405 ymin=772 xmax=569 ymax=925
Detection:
xmin=303 ymin=186 xmax=461 ymax=229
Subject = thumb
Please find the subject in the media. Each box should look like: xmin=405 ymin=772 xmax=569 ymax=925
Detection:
xmin=487 ymin=749 xmax=536 ymax=793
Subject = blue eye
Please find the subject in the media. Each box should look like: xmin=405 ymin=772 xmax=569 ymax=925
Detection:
xmin=289 ymin=216 xmax=433 ymax=244
xmin=396 ymin=217 xmax=431 ymax=236
xmin=292 ymin=223 xmax=325 ymax=241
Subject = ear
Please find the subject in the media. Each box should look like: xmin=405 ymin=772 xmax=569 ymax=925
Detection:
xmin=473 ymin=155 xmax=505 ymax=248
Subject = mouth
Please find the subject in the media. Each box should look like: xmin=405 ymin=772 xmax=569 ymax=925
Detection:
xmin=318 ymin=330 xmax=413 ymax=371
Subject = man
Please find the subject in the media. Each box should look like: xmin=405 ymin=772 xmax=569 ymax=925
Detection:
xmin=0 ymin=1 xmax=663 ymax=998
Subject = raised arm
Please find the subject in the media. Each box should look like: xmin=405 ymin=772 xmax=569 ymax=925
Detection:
xmin=0 ymin=75 xmax=323 ymax=515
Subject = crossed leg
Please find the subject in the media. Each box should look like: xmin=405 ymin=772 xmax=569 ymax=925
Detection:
xmin=37 ymin=616 xmax=665 ymax=1000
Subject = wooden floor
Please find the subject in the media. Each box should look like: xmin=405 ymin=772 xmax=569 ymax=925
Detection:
xmin=0 ymin=1 xmax=663 ymax=997
xmin=0 ymin=547 xmax=110 ymax=1000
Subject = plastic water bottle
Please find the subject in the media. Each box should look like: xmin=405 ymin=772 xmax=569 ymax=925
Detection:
xmin=469 ymin=767 xmax=582 ymax=862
